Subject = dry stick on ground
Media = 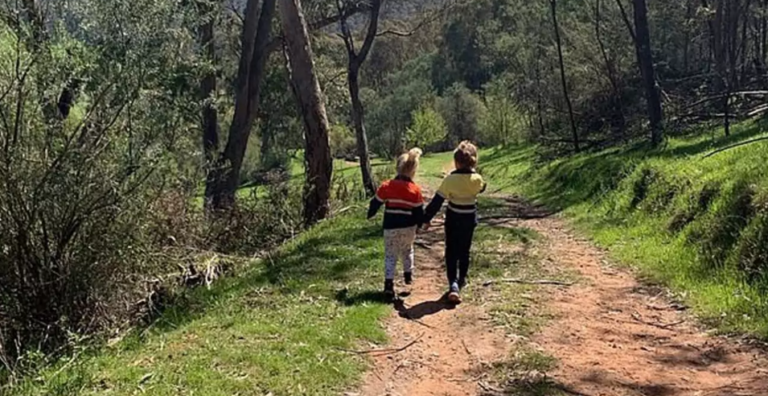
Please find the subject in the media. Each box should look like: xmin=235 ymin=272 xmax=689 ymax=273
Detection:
xmin=483 ymin=278 xmax=574 ymax=287
xmin=479 ymin=381 xmax=504 ymax=394
xmin=703 ymin=136 xmax=768 ymax=158
xmin=461 ymin=339 xmax=472 ymax=356
xmin=631 ymin=311 xmax=685 ymax=330
xmin=336 ymin=333 xmax=424 ymax=356
xmin=407 ymin=317 xmax=436 ymax=329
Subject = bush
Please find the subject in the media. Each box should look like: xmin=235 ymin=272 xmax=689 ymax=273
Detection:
xmin=329 ymin=124 xmax=357 ymax=159
xmin=438 ymin=83 xmax=486 ymax=148
xmin=206 ymin=180 xmax=303 ymax=255
xmin=0 ymin=3 xmax=204 ymax=367
xmin=480 ymin=79 xmax=527 ymax=146
xmin=406 ymin=105 xmax=447 ymax=151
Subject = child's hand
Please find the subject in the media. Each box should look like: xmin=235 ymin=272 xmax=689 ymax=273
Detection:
xmin=422 ymin=222 xmax=431 ymax=231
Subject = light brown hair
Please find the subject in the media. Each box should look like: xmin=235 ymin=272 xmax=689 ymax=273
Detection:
xmin=453 ymin=141 xmax=478 ymax=170
xmin=397 ymin=148 xmax=423 ymax=179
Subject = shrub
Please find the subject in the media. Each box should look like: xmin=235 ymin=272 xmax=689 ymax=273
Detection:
xmin=0 ymin=3 xmax=203 ymax=366
xmin=406 ymin=105 xmax=447 ymax=151
xmin=329 ymin=124 xmax=357 ymax=160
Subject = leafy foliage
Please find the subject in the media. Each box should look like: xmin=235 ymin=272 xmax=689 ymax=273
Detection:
xmin=406 ymin=104 xmax=446 ymax=151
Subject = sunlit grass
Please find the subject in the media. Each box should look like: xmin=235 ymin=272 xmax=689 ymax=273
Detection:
xmin=467 ymin=118 xmax=768 ymax=337
xmin=7 ymin=212 xmax=391 ymax=396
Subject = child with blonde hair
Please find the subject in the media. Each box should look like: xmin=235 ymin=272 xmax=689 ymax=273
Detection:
xmin=423 ymin=141 xmax=486 ymax=304
xmin=368 ymin=148 xmax=425 ymax=299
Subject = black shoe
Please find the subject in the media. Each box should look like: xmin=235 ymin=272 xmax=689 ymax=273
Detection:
xmin=404 ymin=272 xmax=413 ymax=285
xmin=384 ymin=279 xmax=395 ymax=299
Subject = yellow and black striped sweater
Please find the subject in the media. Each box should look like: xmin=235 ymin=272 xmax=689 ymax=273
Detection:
xmin=424 ymin=169 xmax=486 ymax=223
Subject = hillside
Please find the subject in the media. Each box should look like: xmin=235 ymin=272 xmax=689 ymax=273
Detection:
xmin=477 ymin=118 xmax=768 ymax=336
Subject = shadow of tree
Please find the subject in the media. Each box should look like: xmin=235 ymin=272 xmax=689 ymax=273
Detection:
xmin=263 ymin=222 xmax=382 ymax=285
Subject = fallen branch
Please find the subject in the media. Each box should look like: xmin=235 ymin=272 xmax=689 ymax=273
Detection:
xmin=479 ymin=381 xmax=504 ymax=394
xmin=336 ymin=333 xmax=424 ymax=356
xmin=408 ymin=317 xmax=436 ymax=329
xmin=684 ymin=90 xmax=768 ymax=110
xmin=461 ymin=339 xmax=472 ymax=356
xmin=703 ymin=136 xmax=768 ymax=158
xmin=483 ymin=278 xmax=574 ymax=287
xmin=631 ymin=312 xmax=685 ymax=330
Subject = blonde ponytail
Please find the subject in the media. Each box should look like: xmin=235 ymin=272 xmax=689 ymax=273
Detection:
xmin=397 ymin=147 xmax=422 ymax=179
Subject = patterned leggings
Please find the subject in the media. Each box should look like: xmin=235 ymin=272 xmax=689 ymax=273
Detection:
xmin=383 ymin=227 xmax=417 ymax=280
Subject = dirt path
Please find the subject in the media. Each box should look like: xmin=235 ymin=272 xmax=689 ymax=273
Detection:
xmin=518 ymin=212 xmax=768 ymax=396
xmin=356 ymin=215 xmax=508 ymax=396
xmin=354 ymin=196 xmax=768 ymax=396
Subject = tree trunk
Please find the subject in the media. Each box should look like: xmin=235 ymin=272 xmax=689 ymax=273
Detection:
xmin=535 ymin=46 xmax=546 ymax=138
xmin=550 ymin=0 xmax=580 ymax=153
xmin=279 ymin=0 xmax=333 ymax=226
xmin=339 ymin=0 xmax=381 ymax=197
xmin=205 ymin=0 xmax=276 ymax=210
xmin=595 ymin=0 xmax=626 ymax=141
xmin=633 ymin=0 xmax=664 ymax=146
xmin=348 ymin=65 xmax=376 ymax=195
xmin=763 ymin=0 xmax=768 ymax=69
xmin=199 ymin=0 xmax=219 ymax=169
xmin=684 ymin=0 xmax=694 ymax=73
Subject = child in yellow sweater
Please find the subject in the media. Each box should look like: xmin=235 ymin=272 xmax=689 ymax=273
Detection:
xmin=423 ymin=141 xmax=486 ymax=304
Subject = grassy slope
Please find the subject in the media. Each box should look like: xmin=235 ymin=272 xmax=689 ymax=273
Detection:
xmin=474 ymin=118 xmax=768 ymax=337
xmin=9 ymin=213 xmax=391 ymax=396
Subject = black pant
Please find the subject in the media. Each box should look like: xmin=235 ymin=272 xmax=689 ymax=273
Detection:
xmin=444 ymin=211 xmax=477 ymax=288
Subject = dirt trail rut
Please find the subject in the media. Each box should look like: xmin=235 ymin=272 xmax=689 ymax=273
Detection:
xmin=355 ymin=196 xmax=768 ymax=396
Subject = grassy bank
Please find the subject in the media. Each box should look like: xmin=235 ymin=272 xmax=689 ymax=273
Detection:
xmin=464 ymin=118 xmax=768 ymax=337
xmin=6 ymin=212 xmax=390 ymax=396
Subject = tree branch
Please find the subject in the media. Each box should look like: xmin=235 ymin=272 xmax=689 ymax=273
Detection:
xmin=356 ymin=0 xmax=381 ymax=63
xmin=266 ymin=3 xmax=370 ymax=55
xmin=337 ymin=0 xmax=357 ymax=56
xmin=376 ymin=1 xmax=455 ymax=37
xmin=615 ymin=0 xmax=637 ymax=42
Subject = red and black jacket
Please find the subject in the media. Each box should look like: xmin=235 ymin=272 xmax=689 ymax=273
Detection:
xmin=367 ymin=176 xmax=425 ymax=229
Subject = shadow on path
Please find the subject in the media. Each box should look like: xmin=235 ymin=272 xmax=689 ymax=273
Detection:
xmin=395 ymin=297 xmax=455 ymax=320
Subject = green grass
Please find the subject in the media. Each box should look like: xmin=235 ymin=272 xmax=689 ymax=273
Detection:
xmin=7 ymin=212 xmax=391 ymax=396
xmin=469 ymin=117 xmax=768 ymax=337
xmin=233 ymin=158 xmax=373 ymax=201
